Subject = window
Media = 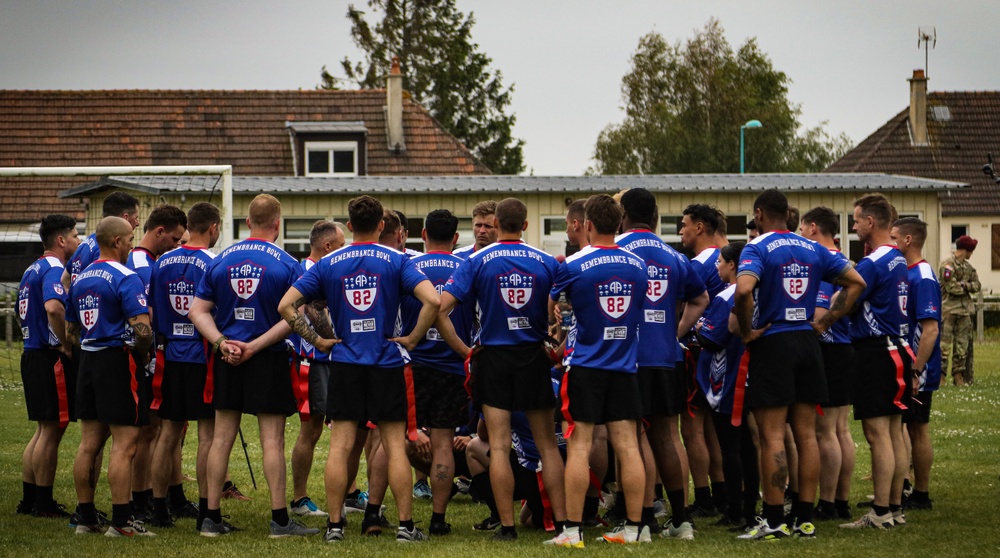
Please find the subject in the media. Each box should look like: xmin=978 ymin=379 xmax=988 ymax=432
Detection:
xmin=951 ymin=224 xmax=969 ymax=245
xmin=402 ymin=216 xmax=424 ymax=253
xmin=283 ymin=218 xmax=317 ymax=260
xmin=456 ymin=217 xmax=475 ymax=250
xmin=541 ymin=216 xmax=570 ymax=257
xmin=659 ymin=215 xmax=686 ymax=253
xmin=305 ymin=141 xmax=358 ymax=176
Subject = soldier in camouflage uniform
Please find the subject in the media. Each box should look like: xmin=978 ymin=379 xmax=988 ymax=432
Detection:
xmin=938 ymin=235 xmax=980 ymax=386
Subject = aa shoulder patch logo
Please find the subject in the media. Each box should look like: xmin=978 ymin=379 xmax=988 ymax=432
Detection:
xmin=168 ymin=278 xmax=195 ymax=316
xmin=498 ymin=270 xmax=534 ymax=310
xmin=343 ymin=272 xmax=379 ymax=313
xmin=645 ymin=262 xmax=669 ymax=303
xmin=597 ymin=277 xmax=634 ymax=320
xmin=782 ymin=261 xmax=810 ymax=301
xmin=229 ymin=261 xmax=264 ymax=300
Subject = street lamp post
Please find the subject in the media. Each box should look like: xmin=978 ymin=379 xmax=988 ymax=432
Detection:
xmin=740 ymin=119 xmax=763 ymax=174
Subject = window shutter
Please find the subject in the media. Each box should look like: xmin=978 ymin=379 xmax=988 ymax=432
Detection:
xmin=992 ymin=223 xmax=1000 ymax=270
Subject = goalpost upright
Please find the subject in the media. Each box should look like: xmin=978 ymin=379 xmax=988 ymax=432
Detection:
xmin=0 ymin=165 xmax=234 ymax=249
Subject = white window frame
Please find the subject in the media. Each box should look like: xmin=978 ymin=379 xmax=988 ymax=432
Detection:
xmin=304 ymin=141 xmax=358 ymax=176
xmin=540 ymin=215 xmax=569 ymax=257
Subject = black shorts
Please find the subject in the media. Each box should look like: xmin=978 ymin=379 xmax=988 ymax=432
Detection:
xmin=213 ymin=349 xmax=296 ymax=416
xmin=562 ymin=366 xmax=642 ymax=425
xmin=291 ymin=357 xmax=331 ymax=420
xmin=21 ymin=349 xmax=76 ymax=424
xmin=413 ymin=364 xmax=469 ymax=429
xmin=327 ymin=362 xmax=411 ymax=423
xmin=820 ymin=342 xmax=854 ymax=407
xmin=472 ymin=344 xmax=555 ymax=412
xmin=638 ymin=366 xmax=685 ymax=418
xmin=850 ymin=337 xmax=912 ymax=420
xmin=903 ymin=391 xmax=933 ymax=425
xmin=745 ymin=330 xmax=827 ymax=409
xmin=157 ymin=360 xmax=214 ymax=422
xmin=76 ymin=348 xmax=150 ymax=426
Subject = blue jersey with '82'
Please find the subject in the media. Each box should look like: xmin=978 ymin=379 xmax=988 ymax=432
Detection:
xmin=293 ymin=242 xmax=428 ymax=367
xmin=444 ymin=240 xmax=558 ymax=346
xmin=195 ymin=238 xmax=298 ymax=351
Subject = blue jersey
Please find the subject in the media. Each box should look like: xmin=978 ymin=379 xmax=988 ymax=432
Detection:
xmin=815 ymin=249 xmax=852 ymax=345
xmin=551 ymin=245 xmax=647 ymax=373
xmin=691 ymin=247 xmax=726 ymax=299
xmin=511 ymin=374 xmax=565 ymax=471
xmin=288 ymin=258 xmax=331 ymax=360
xmin=150 ymin=246 xmax=215 ymax=363
xmin=126 ymin=248 xmax=155 ymax=296
xmin=195 ymin=238 xmax=299 ymax=351
xmin=848 ymin=245 xmax=909 ymax=340
xmin=738 ymin=231 xmax=852 ymax=336
xmin=444 ymin=240 xmax=558 ymax=346
xmin=452 ymin=244 xmax=476 ymax=261
xmin=907 ymin=261 xmax=942 ymax=391
xmin=402 ymin=251 xmax=472 ymax=375
xmin=67 ymin=260 xmax=149 ymax=350
xmin=293 ymin=242 xmax=428 ymax=367
xmin=67 ymin=233 xmax=99 ymax=282
xmin=18 ymin=256 xmax=69 ymax=350
xmin=696 ymin=284 xmax=745 ymax=414
xmin=616 ymin=229 xmax=706 ymax=367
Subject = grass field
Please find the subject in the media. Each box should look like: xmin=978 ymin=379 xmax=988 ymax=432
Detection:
xmin=0 ymin=340 xmax=998 ymax=557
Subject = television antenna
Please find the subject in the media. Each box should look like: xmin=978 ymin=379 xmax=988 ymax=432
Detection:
xmin=918 ymin=26 xmax=936 ymax=76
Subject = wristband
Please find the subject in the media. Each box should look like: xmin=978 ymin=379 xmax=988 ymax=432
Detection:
xmin=213 ymin=335 xmax=229 ymax=354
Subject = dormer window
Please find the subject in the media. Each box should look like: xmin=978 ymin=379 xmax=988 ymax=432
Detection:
xmin=287 ymin=121 xmax=367 ymax=176
xmin=306 ymin=141 xmax=358 ymax=176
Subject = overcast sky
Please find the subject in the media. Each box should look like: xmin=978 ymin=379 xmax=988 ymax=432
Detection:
xmin=2 ymin=0 xmax=996 ymax=175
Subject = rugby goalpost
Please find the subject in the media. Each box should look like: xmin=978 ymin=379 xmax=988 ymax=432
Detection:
xmin=0 ymin=165 xmax=234 ymax=249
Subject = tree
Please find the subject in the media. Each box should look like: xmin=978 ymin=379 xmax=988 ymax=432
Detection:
xmin=592 ymin=19 xmax=851 ymax=175
xmin=326 ymin=0 xmax=524 ymax=174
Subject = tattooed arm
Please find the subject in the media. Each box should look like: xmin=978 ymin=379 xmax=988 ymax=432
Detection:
xmin=278 ymin=286 xmax=337 ymax=353
xmin=128 ymin=313 xmax=153 ymax=361
xmin=305 ymin=300 xmax=336 ymax=340
xmin=66 ymin=321 xmax=81 ymax=348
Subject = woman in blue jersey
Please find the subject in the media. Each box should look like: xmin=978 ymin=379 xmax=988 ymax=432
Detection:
xmin=695 ymin=241 xmax=759 ymax=530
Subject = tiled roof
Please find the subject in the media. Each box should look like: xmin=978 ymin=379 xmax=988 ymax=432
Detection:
xmin=825 ymin=91 xmax=1000 ymax=216
xmin=61 ymin=173 xmax=965 ymax=199
xmin=0 ymin=89 xmax=490 ymax=222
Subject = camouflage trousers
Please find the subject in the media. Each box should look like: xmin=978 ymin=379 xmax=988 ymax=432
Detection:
xmin=941 ymin=313 xmax=974 ymax=385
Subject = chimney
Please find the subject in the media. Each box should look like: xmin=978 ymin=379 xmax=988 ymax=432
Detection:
xmin=909 ymin=69 xmax=929 ymax=146
xmin=386 ymin=56 xmax=406 ymax=154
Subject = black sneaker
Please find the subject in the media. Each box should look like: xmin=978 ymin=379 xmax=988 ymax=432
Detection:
xmin=69 ymin=506 xmax=109 ymax=528
xmin=32 ymin=501 xmax=71 ymax=519
xmin=686 ymin=502 xmax=719 ymax=518
xmin=492 ymin=528 xmax=517 ymax=541
xmin=814 ymin=505 xmax=838 ymax=521
xmin=903 ymin=497 xmax=933 ymax=510
xmin=169 ymin=500 xmax=199 ymax=519
xmin=429 ymin=521 xmax=452 ymax=535
xmin=361 ymin=513 xmax=384 ymax=536
xmin=473 ymin=515 xmax=501 ymax=531
xmin=16 ymin=500 xmax=33 ymax=515
xmin=149 ymin=513 xmax=175 ymax=528
xmin=714 ymin=515 xmax=747 ymax=529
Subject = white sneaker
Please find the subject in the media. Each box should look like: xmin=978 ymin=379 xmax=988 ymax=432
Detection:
xmin=840 ymin=509 xmax=894 ymax=530
xmin=662 ymin=520 xmax=695 ymax=540
xmin=544 ymin=526 xmax=585 ymax=548
xmin=892 ymin=509 xmax=906 ymax=526
xmin=601 ymin=523 xmax=640 ymax=544
xmin=737 ymin=517 xmax=789 ymax=540
xmin=290 ymin=497 xmax=328 ymax=517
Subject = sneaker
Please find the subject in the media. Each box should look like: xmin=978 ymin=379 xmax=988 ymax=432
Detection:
xmin=200 ymin=517 xmax=238 ymax=537
xmin=455 ymin=477 xmax=471 ymax=495
xmin=714 ymin=515 xmax=747 ymax=529
xmin=599 ymin=491 xmax=615 ymax=511
xmin=16 ymin=500 xmax=33 ymax=515
xmin=492 ymin=528 xmax=518 ymax=541
xmin=903 ymin=496 xmax=933 ymax=510
xmin=582 ymin=514 xmax=608 ymax=528
xmin=69 ymin=507 xmax=109 ymax=528
xmin=32 ymin=501 xmax=71 ymax=519
xmin=839 ymin=509 xmax=893 ymax=530
xmin=105 ymin=518 xmax=156 ymax=537
xmin=412 ymin=479 xmax=432 ymax=500
xmin=638 ymin=524 xmax=653 ymax=543
xmin=473 ymin=515 xmax=501 ymax=531
xmin=75 ymin=522 xmax=105 ymax=535
xmin=396 ymin=525 xmax=427 ymax=542
xmin=792 ymin=522 xmax=816 ymax=538
xmin=686 ymin=502 xmax=718 ymax=518
xmin=737 ymin=517 xmax=789 ymax=540
xmin=892 ymin=510 xmax=906 ymax=526
xmin=324 ymin=524 xmax=345 ymax=542
xmin=813 ymin=505 xmax=837 ymax=521
xmin=429 ymin=521 xmax=452 ymax=535
xmin=269 ymin=519 xmax=320 ymax=538
xmin=362 ymin=513 xmax=384 ymax=536
xmin=653 ymin=498 xmax=668 ymax=518
xmin=149 ymin=513 xmax=175 ymax=528
xmin=661 ymin=520 xmax=695 ymax=540
xmin=169 ymin=500 xmax=200 ymax=519
xmin=601 ymin=508 xmax=624 ymax=525
xmin=221 ymin=482 xmax=250 ymax=501
xmin=544 ymin=526 xmax=585 ymax=548
xmin=601 ymin=523 xmax=640 ymax=544
xmin=344 ymin=491 xmax=368 ymax=513
xmin=290 ymin=496 xmax=328 ymax=517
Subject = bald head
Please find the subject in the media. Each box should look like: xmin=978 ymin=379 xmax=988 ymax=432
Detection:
xmin=95 ymin=216 xmax=134 ymax=263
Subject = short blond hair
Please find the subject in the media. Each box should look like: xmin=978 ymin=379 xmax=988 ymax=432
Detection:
xmin=248 ymin=193 xmax=281 ymax=229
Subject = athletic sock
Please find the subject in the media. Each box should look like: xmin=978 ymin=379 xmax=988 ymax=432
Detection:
xmin=613 ymin=491 xmax=625 ymax=516
xmin=35 ymin=485 xmax=54 ymax=508
xmin=152 ymin=497 xmax=169 ymax=518
xmin=399 ymin=519 xmax=414 ymax=530
xmin=641 ymin=506 xmax=655 ymax=526
xmin=654 ymin=483 xmax=664 ymax=500
xmin=272 ymin=507 xmax=290 ymax=527
xmin=794 ymin=500 xmax=813 ymax=524
xmin=888 ymin=504 xmax=901 ymax=513
xmin=364 ymin=502 xmax=382 ymax=517
xmin=206 ymin=507 xmax=222 ymax=524
xmin=694 ymin=486 xmax=712 ymax=507
xmin=835 ymin=499 xmax=850 ymax=515
xmin=711 ymin=482 xmax=727 ymax=510
xmin=500 ymin=525 xmax=516 ymax=536
xmin=111 ymin=503 xmax=131 ymax=527
xmin=872 ymin=504 xmax=890 ymax=517
xmin=625 ymin=519 xmax=642 ymax=527
xmin=79 ymin=502 xmax=98 ymax=524
xmin=565 ymin=520 xmax=581 ymax=529
xmin=554 ymin=520 xmax=565 ymax=533
xmin=667 ymin=489 xmax=687 ymax=526
xmin=198 ymin=498 xmax=208 ymax=521
xmin=22 ymin=482 xmax=37 ymax=509
xmin=763 ymin=503 xmax=784 ymax=528
xmin=168 ymin=484 xmax=187 ymax=507
xmin=583 ymin=495 xmax=599 ymax=519
xmin=431 ymin=512 xmax=445 ymax=525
